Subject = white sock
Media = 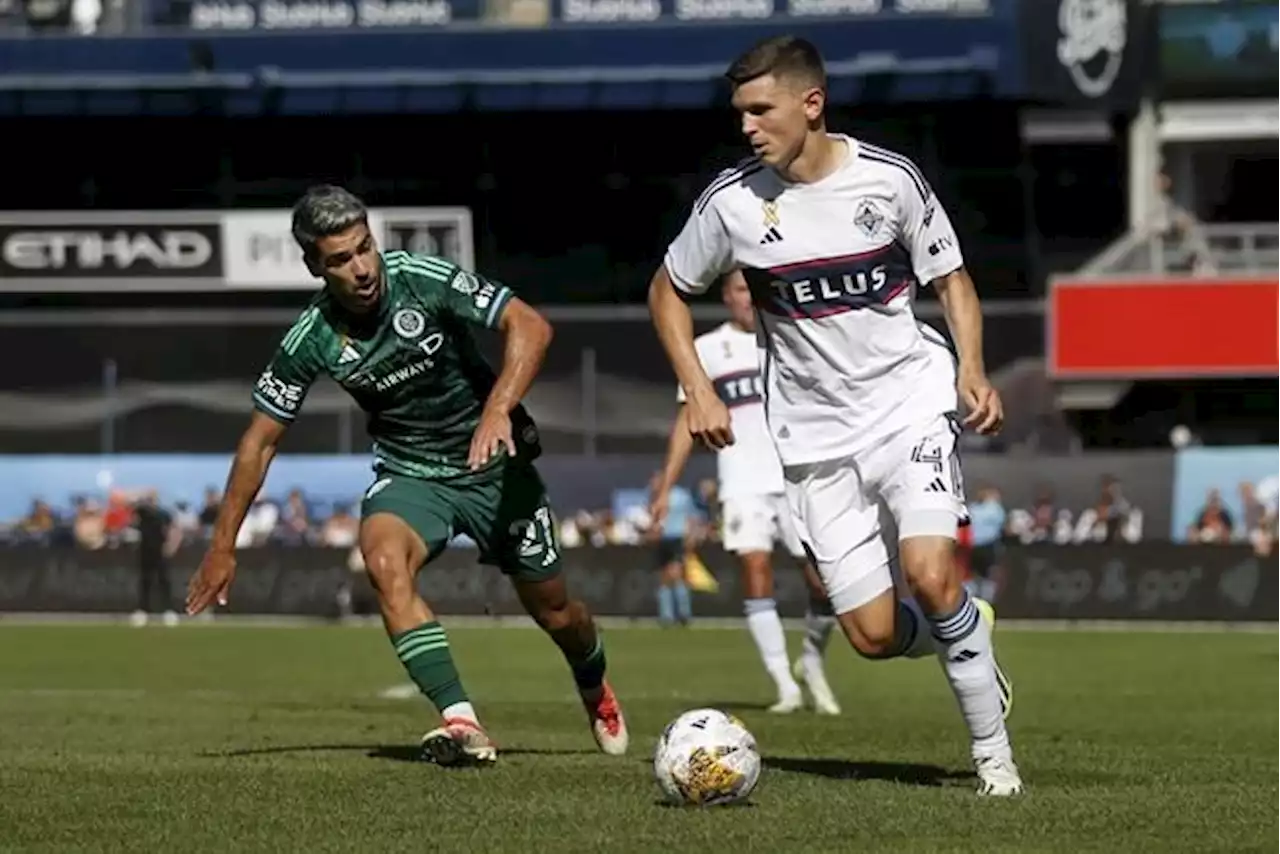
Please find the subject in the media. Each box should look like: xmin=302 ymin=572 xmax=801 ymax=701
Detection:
xmin=927 ymin=590 xmax=1010 ymax=760
xmin=744 ymin=598 xmax=800 ymax=697
xmin=801 ymin=601 xmax=837 ymax=667
xmin=441 ymin=701 xmax=479 ymax=725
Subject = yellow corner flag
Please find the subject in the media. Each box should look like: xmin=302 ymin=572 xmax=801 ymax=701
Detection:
xmin=684 ymin=553 xmax=719 ymax=593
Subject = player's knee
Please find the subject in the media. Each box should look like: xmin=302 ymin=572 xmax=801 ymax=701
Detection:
xmin=901 ymin=537 xmax=960 ymax=612
xmin=364 ymin=547 xmax=415 ymax=606
xmin=530 ymin=597 xmax=581 ymax=634
xmin=738 ymin=552 xmax=774 ymax=599
xmin=841 ymin=616 xmax=897 ymax=659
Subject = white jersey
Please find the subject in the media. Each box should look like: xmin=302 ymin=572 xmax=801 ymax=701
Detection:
xmin=677 ymin=322 xmax=784 ymax=499
xmin=664 ymin=135 xmax=964 ymax=466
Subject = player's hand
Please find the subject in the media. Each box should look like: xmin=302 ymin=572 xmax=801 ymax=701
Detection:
xmin=958 ymin=368 xmax=1003 ymax=435
xmin=468 ymin=406 xmax=516 ymax=470
xmin=186 ymin=549 xmax=236 ymax=615
xmin=687 ymin=392 xmax=734 ymax=450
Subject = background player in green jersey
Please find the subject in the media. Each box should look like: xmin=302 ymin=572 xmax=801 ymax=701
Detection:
xmin=185 ymin=185 xmax=628 ymax=766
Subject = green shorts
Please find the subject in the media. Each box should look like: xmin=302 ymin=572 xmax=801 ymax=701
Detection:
xmin=360 ymin=463 xmax=561 ymax=581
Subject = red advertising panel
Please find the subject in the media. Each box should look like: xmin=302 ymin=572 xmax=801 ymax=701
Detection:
xmin=1049 ymin=277 xmax=1279 ymax=379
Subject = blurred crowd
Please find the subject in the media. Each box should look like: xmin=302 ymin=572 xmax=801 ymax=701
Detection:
xmin=1182 ymin=481 xmax=1278 ymax=556
xmin=3 ymin=472 xmax=1275 ymax=556
xmin=1 ymin=487 xmax=360 ymax=550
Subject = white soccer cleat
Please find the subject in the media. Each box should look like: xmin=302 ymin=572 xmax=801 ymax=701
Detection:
xmin=975 ymin=755 xmax=1024 ymax=797
xmin=420 ymin=718 xmax=498 ymax=767
xmin=767 ymin=689 xmax=804 ymax=715
xmin=974 ymin=598 xmax=1013 ymax=720
xmin=792 ymin=656 xmax=841 ymax=716
xmin=128 ymin=610 xmax=148 ymax=627
xmin=581 ymin=680 xmax=629 ymax=756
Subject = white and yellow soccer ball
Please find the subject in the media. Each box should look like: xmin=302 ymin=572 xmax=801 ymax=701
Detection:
xmin=653 ymin=708 xmax=762 ymax=806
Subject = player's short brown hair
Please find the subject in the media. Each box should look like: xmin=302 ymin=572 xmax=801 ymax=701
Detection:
xmin=724 ymin=35 xmax=827 ymax=91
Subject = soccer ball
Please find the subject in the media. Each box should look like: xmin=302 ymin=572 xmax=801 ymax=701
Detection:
xmin=653 ymin=708 xmax=761 ymax=806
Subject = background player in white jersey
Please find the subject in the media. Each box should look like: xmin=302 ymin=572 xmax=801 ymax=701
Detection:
xmin=647 ymin=35 xmax=1022 ymax=796
xmin=650 ymin=271 xmax=840 ymax=716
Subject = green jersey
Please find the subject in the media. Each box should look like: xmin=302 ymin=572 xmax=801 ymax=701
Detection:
xmin=252 ymin=250 xmax=540 ymax=484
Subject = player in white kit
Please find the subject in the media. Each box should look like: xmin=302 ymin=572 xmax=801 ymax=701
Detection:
xmin=647 ymin=35 xmax=1022 ymax=796
xmin=650 ymin=271 xmax=840 ymax=716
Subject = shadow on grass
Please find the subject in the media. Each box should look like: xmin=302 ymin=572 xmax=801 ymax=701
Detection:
xmin=763 ymin=756 xmax=973 ymax=787
xmin=203 ymin=743 xmax=596 ymax=763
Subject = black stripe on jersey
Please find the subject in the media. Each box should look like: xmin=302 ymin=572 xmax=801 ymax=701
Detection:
xmin=743 ymin=243 xmax=917 ymax=320
xmin=694 ymin=155 xmax=760 ymax=210
xmin=695 ymin=159 xmax=765 ymax=215
xmin=859 ymin=143 xmax=930 ymax=203
xmin=712 ymin=368 xmax=764 ymax=408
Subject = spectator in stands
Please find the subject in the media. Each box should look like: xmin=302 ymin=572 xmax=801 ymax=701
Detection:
xmin=559 ymin=514 xmax=585 ymax=548
xmin=965 ymin=486 xmax=1006 ymax=602
xmin=1094 ymin=475 xmax=1133 ymax=543
xmin=172 ymin=501 xmax=200 ymax=539
xmin=236 ymin=498 xmax=279 ymax=548
xmin=131 ymin=490 xmax=182 ymax=627
xmin=1027 ymin=487 xmax=1057 ymax=542
xmin=1153 ymin=170 xmax=1216 ymax=276
xmin=321 ymin=504 xmax=359 ymax=548
xmin=1244 ymin=478 xmax=1274 ymax=558
xmin=1188 ymin=489 xmax=1234 ymax=544
xmin=103 ymin=489 xmax=135 ymax=546
xmin=18 ymin=499 xmax=56 ymax=545
xmin=280 ymin=489 xmax=313 ymax=545
xmin=73 ymin=496 xmax=106 ymax=550
xmin=198 ymin=488 xmax=221 ymax=534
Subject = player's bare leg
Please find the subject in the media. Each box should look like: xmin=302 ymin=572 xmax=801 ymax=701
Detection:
xmin=900 ymin=535 xmax=1020 ymax=796
xmin=360 ymin=513 xmax=496 ymax=766
xmin=513 ymin=574 xmax=628 ymax=755
xmin=738 ymin=551 xmax=802 ymax=713
xmin=792 ymin=559 xmax=840 ymax=715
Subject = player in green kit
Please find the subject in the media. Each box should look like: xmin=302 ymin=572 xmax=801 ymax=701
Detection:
xmin=185 ymin=185 xmax=628 ymax=766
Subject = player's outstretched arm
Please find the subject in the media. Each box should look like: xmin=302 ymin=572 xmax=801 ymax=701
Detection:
xmin=185 ymin=412 xmax=287 ymax=614
xmin=648 ymin=267 xmax=733 ymax=449
xmin=468 ymin=297 xmax=553 ymax=469
xmin=650 ymin=405 xmax=695 ymax=527
xmin=933 ymin=269 xmax=1003 ymax=436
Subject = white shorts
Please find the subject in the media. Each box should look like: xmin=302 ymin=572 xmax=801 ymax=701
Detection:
xmin=721 ymin=493 xmax=805 ymax=558
xmin=783 ymin=413 xmax=967 ymax=615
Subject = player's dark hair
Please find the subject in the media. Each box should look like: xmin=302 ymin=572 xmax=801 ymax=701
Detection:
xmin=724 ymin=35 xmax=826 ymax=91
xmin=291 ymin=184 xmax=369 ymax=259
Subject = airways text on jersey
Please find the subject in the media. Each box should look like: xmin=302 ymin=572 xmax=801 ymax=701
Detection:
xmin=745 ymin=243 xmax=915 ymax=320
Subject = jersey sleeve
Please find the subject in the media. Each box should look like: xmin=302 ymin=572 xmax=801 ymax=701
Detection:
xmin=894 ymin=163 xmax=965 ymax=286
xmin=252 ymin=308 xmax=324 ymax=424
xmin=663 ymin=175 xmax=735 ymax=297
xmin=436 ymin=263 xmax=515 ymax=330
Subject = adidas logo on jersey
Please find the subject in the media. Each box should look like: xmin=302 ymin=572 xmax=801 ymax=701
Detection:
xmin=925 ymin=478 xmax=949 ymax=494
xmin=339 ymin=344 xmax=361 ymax=364
xmin=760 ymin=227 xmax=783 ymax=244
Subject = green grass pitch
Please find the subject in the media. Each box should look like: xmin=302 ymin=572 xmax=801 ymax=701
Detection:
xmin=0 ymin=623 xmax=1274 ymax=853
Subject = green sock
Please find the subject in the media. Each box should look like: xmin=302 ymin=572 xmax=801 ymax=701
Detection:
xmin=392 ymin=621 xmax=469 ymax=713
xmin=569 ymin=636 xmax=607 ymax=692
